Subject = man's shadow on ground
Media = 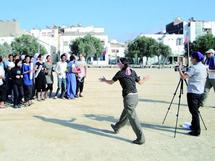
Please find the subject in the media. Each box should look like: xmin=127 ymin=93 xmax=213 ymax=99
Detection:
xmin=84 ymin=114 xmax=188 ymax=135
xmin=33 ymin=115 xmax=131 ymax=143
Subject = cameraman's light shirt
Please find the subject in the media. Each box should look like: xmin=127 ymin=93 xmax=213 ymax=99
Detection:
xmin=186 ymin=62 xmax=207 ymax=94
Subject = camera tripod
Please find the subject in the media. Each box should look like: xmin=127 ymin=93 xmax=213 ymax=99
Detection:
xmin=162 ymin=78 xmax=207 ymax=138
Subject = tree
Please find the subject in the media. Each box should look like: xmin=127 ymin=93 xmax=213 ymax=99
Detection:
xmin=127 ymin=36 xmax=164 ymax=65
xmin=159 ymin=43 xmax=171 ymax=65
xmin=11 ymin=34 xmax=47 ymax=56
xmin=185 ymin=34 xmax=215 ymax=55
xmin=0 ymin=42 xmax=12 ymax=57
xmin=148 ymin=42 xmax=171 ymax=66
xmin=149 ymin=42 xmax=160 ymax=63
xmin=69 ymin=34 xmax=104 ymax=59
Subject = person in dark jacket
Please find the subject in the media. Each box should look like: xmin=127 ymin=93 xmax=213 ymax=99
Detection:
xmin=11 ymin=59 xmax=24 ymax=108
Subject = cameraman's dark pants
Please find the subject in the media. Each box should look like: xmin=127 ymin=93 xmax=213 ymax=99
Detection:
xmin=187 ymin=93 xmax=203 ymax=134
xmin=114 ymin=94 xmax=144 ymax=140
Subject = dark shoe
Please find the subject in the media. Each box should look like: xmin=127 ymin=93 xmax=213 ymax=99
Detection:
xmin=199 ymin=102 xmax=204 ymax=107
xmin=13 ymin=105 xmax=18 ymax=108
xmin=111 ymin=124 xmax=119 ymax=134
xmin=132 ymin=139 xmax=145 ymax=145
xmin=188 ymin=131 xmax=200 ymax=136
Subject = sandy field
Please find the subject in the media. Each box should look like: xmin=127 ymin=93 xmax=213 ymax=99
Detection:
xmin=0 ymin=68 xmax=214 ymax=161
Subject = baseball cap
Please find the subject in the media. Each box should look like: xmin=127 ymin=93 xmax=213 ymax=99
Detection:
xmin=206 ymin=49 xmax=215 ymax=54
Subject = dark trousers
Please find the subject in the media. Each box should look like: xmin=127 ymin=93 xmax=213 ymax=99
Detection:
xmin=187 ymin=93 xmax=202 ymax=134
xmin=6 ymin=79 xmax=13 ymax=96
xmin=46 ymin=83 xmax=53 ymax=97
xmin=0 ymin=84 xmax=7 ymax=102
xmin=77 ymin=78 xmax=85 ymax=94
xmin=13 ymin=84 xmax=24 ymax=106
xmin=114 ymin=94 xmax=144 ymax=140
xmin=23 ymin=85 xmax=32 ymax=102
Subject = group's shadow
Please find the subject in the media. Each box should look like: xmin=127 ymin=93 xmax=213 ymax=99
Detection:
xmin=85 ymin=114 xmax=187 ymax=135
xmin=33 ymin=115 xmax=131 ymax=143
xmin=139 ymin=98 xmax=187 ymax=107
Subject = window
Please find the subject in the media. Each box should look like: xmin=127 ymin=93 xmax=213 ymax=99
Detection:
xmin=176 ymin=38 xmax=183 ymax=46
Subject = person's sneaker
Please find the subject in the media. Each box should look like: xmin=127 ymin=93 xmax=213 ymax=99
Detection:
xmin=188 ymin=131 xmax=200 ymax=136
xmin=132 ymin=139 xmax=145 ymax=145
xmin=54 ymin=96 xmax=57 ymax=99
xmin=111 ymin=124 xmax=119 ymax=134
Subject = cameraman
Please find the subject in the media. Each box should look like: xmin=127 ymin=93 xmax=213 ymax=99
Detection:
xmin=179 ymin=51 xmax=207 ymax=136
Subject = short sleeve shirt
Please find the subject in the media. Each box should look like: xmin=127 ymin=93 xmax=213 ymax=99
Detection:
xmin=112 ymin=69 xmax=140 ymax=97
xmin=185 ymin=62 xmax=207 ymax=94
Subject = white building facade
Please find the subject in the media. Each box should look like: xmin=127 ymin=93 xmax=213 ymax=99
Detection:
xmin=141 ymin=33 xmax=185 ymax=64
xmin=184 ymin=20 xmax=215 ymax=42
xmin=107 ymin=40 xmax=125 ymax=64
xmin=60 ymin=26 xmax=109 ymax=54
xmin=30 ymin=26 xmax=109 ymax=55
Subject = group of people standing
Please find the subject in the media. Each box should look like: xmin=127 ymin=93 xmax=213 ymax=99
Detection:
xmin=0 ymin=53 xmax=87 ymax=109
xmin=54 ymin=53 xmax=87 ymax=99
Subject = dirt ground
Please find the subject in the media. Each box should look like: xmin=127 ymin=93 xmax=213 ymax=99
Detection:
xmin=0 ymin=68 xmax=214 ymax=161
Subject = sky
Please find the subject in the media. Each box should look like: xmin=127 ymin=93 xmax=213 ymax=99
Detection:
xmin=0 ymin=0 xmax=215 ymax=42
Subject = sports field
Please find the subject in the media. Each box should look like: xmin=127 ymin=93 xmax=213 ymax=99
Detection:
xmin=0 ymin=68 xmax=214 ymax=161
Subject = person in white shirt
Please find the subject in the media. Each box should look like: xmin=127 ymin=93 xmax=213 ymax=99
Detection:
xmin=54 ymin=54 xmax=68 ymax=99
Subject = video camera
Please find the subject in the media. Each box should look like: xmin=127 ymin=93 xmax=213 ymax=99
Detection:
xmin=174 ymin=57 xmax=188 ymax=72
xmin=174 ymin=65 xmax=188 ymax=72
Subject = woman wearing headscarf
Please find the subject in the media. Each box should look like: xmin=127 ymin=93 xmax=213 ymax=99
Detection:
xmin=100 ymin=57 xmax=149 ymax=145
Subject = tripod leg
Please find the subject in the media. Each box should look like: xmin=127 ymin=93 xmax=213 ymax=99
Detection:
xmin=162 ymin=79 xmax=181 ymax=124
xmin=174 ymin=80 xmax=183 ymax=138
xmin=199 ymin=111 xmax=207 ymax=130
